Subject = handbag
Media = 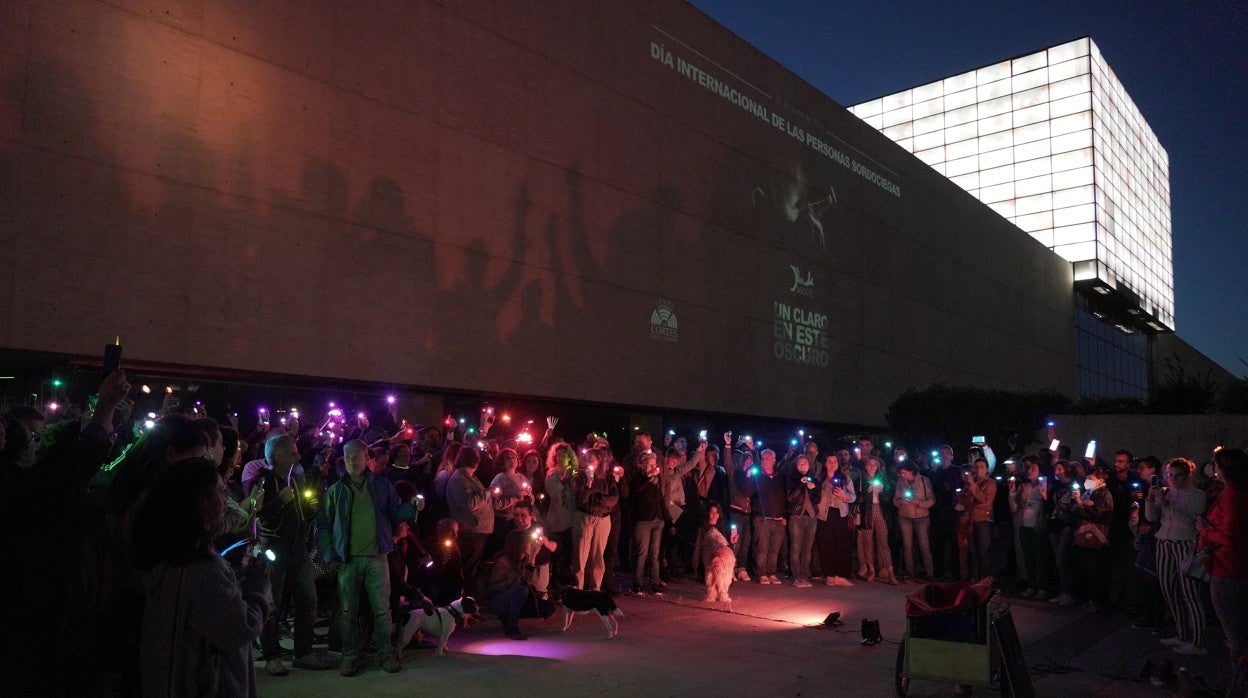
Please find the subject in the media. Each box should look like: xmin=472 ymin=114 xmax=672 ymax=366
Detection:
xmin=1074 ymin=520 xmax=1108 ymax=549
xmin=1182 ymin=547 xmax=1212 ymax=583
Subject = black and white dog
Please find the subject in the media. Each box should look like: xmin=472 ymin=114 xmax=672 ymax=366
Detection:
xmin=560 ymin=587 xmax=623 ymax=638
xmin=398 ymin=596 xmax=479 ymax=655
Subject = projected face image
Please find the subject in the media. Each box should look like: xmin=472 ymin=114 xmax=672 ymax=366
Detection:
xmin=750 ymin=154 xmax=835 ymax=246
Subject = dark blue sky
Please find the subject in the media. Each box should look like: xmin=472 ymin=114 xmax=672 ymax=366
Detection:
xmin=691 ymin=0 xmax=1247 ymax=376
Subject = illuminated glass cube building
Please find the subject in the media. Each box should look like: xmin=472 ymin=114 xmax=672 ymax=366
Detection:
xmin=849 ymin=38 xmax=1173 ymax=399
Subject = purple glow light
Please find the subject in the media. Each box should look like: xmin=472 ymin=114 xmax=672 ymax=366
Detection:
xmin=457 ymin=638 xmax=585 ymax=660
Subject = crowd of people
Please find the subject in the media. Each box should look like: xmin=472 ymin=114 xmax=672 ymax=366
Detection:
xmin=1 ymin=369 xmax=1245 ymax=696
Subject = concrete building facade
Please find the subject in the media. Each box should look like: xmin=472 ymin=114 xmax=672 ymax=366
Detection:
xmin=1 ymin=0 xmax=1075 ymax=426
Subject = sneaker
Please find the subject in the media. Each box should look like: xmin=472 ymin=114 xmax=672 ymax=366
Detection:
xmin=1020 ymin=588 xmax=1037 ymax=598
xmin=265 ymin=657 xmax=289 ymax=677
xmin=1050 ymin=593 xmax=1076 ymax=606
xmin=339 ymin=658 xmax=360 ymax=677
xmin=833 ymin=576 xmax=855 ymax=587
xmin=826 ymin=576 xmax=837 ymax=586
xmin=794 ymin=578 xmax=812 ymax=588
xmin=1160 ymin=636 xmax=1186 ymax=647
xmin=736 ymin=569 xmax=751 ymax=582
xmin=380 ymin=654 xmax=401 ymax=673
xmin=292 ymin=654 xmax=330 ymax=670
xmin=650 ymin=587 xmax=664 ymax=597
xmin=759 ymin=575 xmax=772 ymax=584
xmin=1174 ymin=642 xmax=1208 ymax=656
xmin=768 ymin=575 xmax=781 ymax=584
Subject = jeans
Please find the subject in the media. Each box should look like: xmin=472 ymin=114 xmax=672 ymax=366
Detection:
xmin=1210 ymin=576 xmax=1248 ymax=660
xmin=337 ymin=554 xmax=393 ymax=662
xmin=754 ymin=518 xmax=786 ymax=577
xmin=261 ymin=554 xmax=317 ymax=658
xmin=486 ymin=582 xmax=553 ymax=630
xmin=730 ymin=509 xmax=753 ymax=574
xmin=1049 ymin=527 xmax=1075 ymax=595
xmin=573 ymin=512 xmax=611 ymax=590
xmin=633 ymin=519 xmax=664 ymax=588
xmin=787 ymin=516 xmax=817 ymax=579
xmin=898 ymin=516 xmax=933 ymax=577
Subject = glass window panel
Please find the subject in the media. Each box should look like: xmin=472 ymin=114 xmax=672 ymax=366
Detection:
xmin=1015 ymin=173 xmax=1053 ymax=197
xmin=883 ymin=122 xmax=914 ymax=139
xmin=1014 ymin=210 xmax=1054 ymax=232
xmin=980 ymin=95 xmax=1013 ymax=117
xmin=1054 ymin=204 xmax=1096 ymax=227
xmin=977 ymin=61 xmax=1011 ymax=84
xmin=1049 ymin=38 xmax=1090 ymax=64
xmin=914 ymin=81 xmax=943 ymax=102
xmin=915 ymin=146 xmax=946 ymax=165
xmin=1053 ymin=184 xmax=1095 ymax=208
xmin=1015 ymin=156 xmax=1052 ymax=179
xmin=977 ymin=77 xmax=1011 ymax=102
xmin=949 ymin=172 xmax=979 ymax=190
xmin=946 ymin=104 xmax=977 ymax=126
xmin=1053 ymin=240 xmax=1096 ymax=262
xmin=881 ymin=106 xmax=913 ymax=128
xmin=1014 ymin=103 xmax=1050 ymax=127
xmin=1049 ymin=55 xmax=1090 ymax=83
xmin=860 ymin=113 xmax=883 ymax=130
xmin=945 ymin=137 xmax=979 ymax=160
xmin=1051 ymin=129 xmax=1093 ymax=154
xmin=977 ymin=113 xmax=1011 ymax=135
xmin=944 ymin=86 xmax=977 ymax=110
xmin=1013 ymin=120 xmax=1050 ymax=145
xmin=1013 ymin=52 xmax=1048 ymax=75
xmin=853 ymin=99 xmax=882 ymax=118
xmin=944 ymin=72 xmax=976 ymax=93
xmin=944 ymin=153 xmax=979 ymax=176
xmin=1014 ymin=139 xmax=1051 ymax=161
xmin=882 ymin=90 xmax=912 ymax=110
xmin=913 ymin=112 xmax=944 ymax=135
xmin=945 ymin=121 xmax=978 ymax=143
xmin=979 ymin=146 xmax=1013 ymax=169
xmin=1050 ymin=92 xmax=1092 ymax=118
xmin=1011 ymin=84 xmax=1050 ymax=110
xmin=1050 ymin=111 xmax=1093 ymax=136
xmin=979 ymin=163 xmax=1015 ymax=187
xmin=1050 ymin=74 xmax=1092 ymax=101
xmin=1016 ymin=192 xmax=1053 ymax=215
xmin=1052 ymin=147 xmax=1093 ymax=172
xmin=988 ymin=200 xmax=1016 ymax=218
xmin=913 ymin=130 xmax=944 ymax=151
xmin=979 ymin=181 xmax=1014 ymax=203
xmin=913 ymin=96 xmax=944 ymax=119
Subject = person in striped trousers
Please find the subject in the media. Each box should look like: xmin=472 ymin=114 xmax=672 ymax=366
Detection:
xmin=1146 ymin=458 xmax=1208 ymax=656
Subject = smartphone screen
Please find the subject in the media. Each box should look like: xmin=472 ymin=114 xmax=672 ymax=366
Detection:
xmin=102 ymin=339 xmax=122 ymax=379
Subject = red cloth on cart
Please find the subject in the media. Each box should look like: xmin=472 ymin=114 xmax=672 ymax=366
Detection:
xmin=903 ymin=578 xmax=994 ymax=617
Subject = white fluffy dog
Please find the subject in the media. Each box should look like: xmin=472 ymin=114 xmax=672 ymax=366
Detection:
xmin=398 ymin=596 xmax=478 ymax=656
xmin=704 ymin=545 xmax=736 ymax=606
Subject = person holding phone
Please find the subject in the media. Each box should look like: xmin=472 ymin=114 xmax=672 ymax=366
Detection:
xmin=1147 ymin=458 xmax=1208 ymax=656
xmin=133 ymin=458 xmax=270 ymax=697
xmin=1199 ymin=448 xmax=1248 ymax=695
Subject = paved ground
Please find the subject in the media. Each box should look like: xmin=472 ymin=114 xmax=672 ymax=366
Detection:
xmin=256 ymin=576 xmax=1232 ymax=697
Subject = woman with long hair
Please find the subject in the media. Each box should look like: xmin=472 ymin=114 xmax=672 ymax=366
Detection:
xmin=815 ymin=454 xmax=856 ymax=586
xmin=133 ymin=457 xmax=270 ymax=696
xmin=1147 ymin=458 xmax=1208 ymax=655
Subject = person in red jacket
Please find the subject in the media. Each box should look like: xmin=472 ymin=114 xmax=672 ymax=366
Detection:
xmin=1198 ymin=447 xmax=1248 ymax=695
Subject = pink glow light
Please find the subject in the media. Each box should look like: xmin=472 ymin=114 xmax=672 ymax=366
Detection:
xmin=456 ymin=638 xmax=585 ymax=660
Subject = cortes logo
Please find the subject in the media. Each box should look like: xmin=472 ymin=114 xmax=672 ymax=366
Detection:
xmin=789 ymin=265 xmax=814 ymax=298
xmin=650 ymin=300 xmax=678 ymax=342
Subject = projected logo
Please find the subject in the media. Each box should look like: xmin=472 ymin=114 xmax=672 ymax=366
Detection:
xmin=650 ymin=300 xmax=678 ymax=343
xmin=789 ymin=266 xmax=814 ymax=298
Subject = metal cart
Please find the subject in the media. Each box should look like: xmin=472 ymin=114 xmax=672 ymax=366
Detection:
xmin=894 ymin=581 xmax=1031 ymax=697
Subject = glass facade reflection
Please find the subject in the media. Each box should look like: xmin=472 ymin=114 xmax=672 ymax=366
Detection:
xmin=1076 ymin=308 xmax=1148 ymax=399
xmin=849 ymin=38 xmax=1173 ymax=330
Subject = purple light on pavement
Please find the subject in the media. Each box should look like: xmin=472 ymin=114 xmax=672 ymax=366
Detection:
xmin=456 ymin=638 xmax=585 ymax=660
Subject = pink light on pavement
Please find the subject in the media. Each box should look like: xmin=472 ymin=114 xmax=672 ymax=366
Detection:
xmin=456 ymin=638 xmax=585 ymax=660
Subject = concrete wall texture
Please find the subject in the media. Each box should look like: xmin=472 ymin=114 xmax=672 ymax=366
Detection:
xmin=1050 ymin=413 xmax=1248 ymax=464
xmin=0 ymin=0 xmax=1075 ymax=426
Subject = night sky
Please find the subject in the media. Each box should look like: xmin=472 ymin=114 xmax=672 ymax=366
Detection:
xmin=690 ymin=0 xmax=1247 ymax=376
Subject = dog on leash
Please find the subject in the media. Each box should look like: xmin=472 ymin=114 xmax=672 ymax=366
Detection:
xmin=398 ymin=596 xmax=479 ymax=655
xmin=559 ymin=587 xmax=623 ymax=638
xmin=704 ymin=545 xmax=735 ymax=606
